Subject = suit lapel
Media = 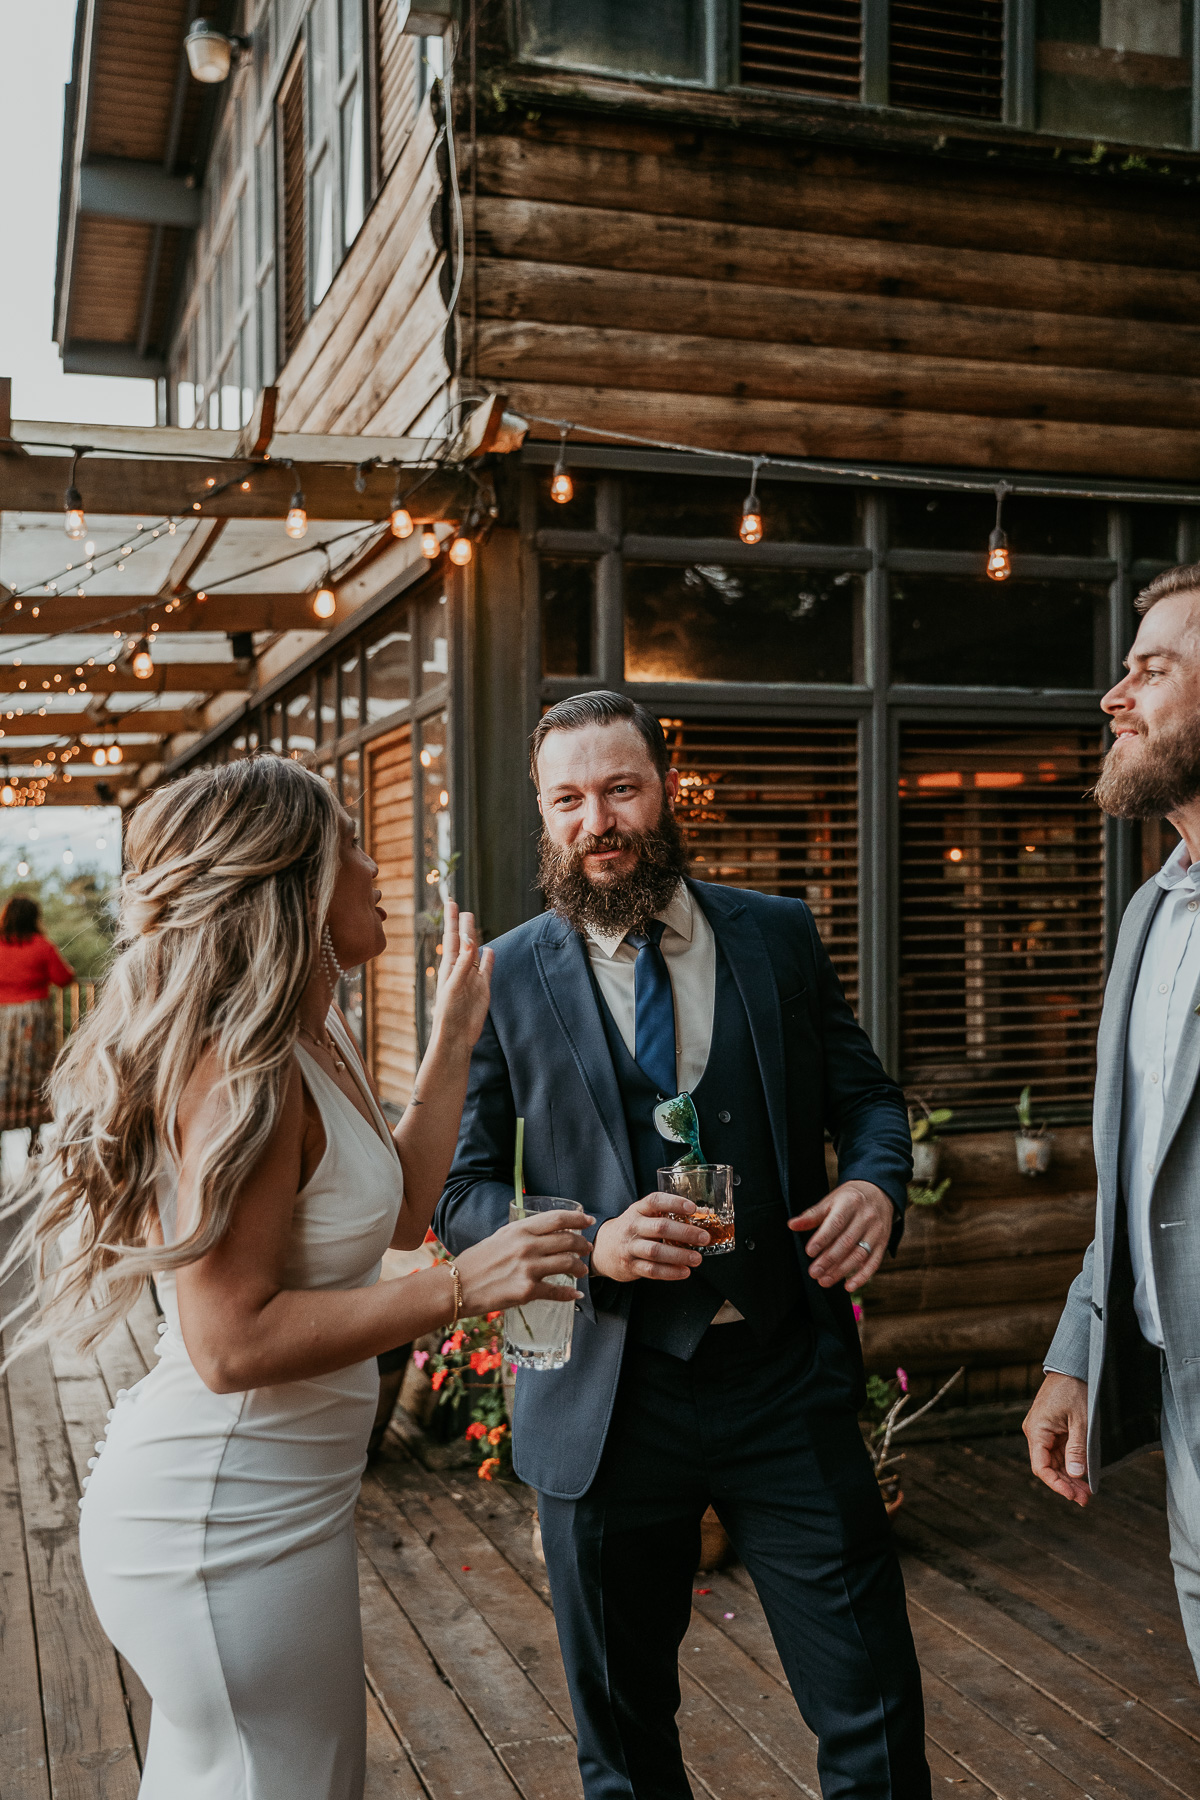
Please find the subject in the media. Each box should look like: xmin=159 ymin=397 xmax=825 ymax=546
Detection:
xmin=689 ymin=881 xmax=790 ymax=1199
xmin=531 ymin=915 xmax=638 ymax=1207
xmin=1094 ymin=878 xmax=1161 ymax=1210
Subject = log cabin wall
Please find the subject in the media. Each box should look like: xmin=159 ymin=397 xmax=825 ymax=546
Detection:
xmin=466 ymin=104 xmax=1200 ymax=478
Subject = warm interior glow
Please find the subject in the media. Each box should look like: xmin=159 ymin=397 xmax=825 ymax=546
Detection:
xmin=448 ymin=536 xmax=473 ymax=566
xmin=974 ymin=770 xmax=1024 ymax=788
xmin=947 ymin=847 xmax=964 ymax=863
xmin=917 ymin=771 xmax=963 ymax=790
xmin=312 ymin=586 xmax=337 ymax=619
xmin=390 ymin=507 xmax=414 ymax=539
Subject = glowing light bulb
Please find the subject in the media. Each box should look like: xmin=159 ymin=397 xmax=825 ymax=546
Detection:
xmin=948 ymin=847 xmax=963 ymax=863
xmin=420 ymin=529 xmax=441 ymax=560
xmin=448 ymin=535 xmax=473 ymax=566
xmin=16 ymin=860 xmax=27 ymax=876
xmin=84 ymin=539 xmax=95 ymax=557
xmin=285 ymin=490 xmax=308 ymax=539
xmin=986 ymin=528 xmax=1011 ymax=582
xmin=390 ymin=506 xmax=414 ymax=539
xmin=132 ymin=640 xmax=154 ymax=680
xmin=1 ymin=785 xmax=13 ymax=807
xmin=106 ymin=744 xmax=123 ymax=765
xmin=312 ymin=586 xmax=336 ymax=619
xmin=91 ymin=748 xmax=107 ymax=767
xmin=739 ymin=499 xmax=763 ymax=546
xmin=64 ymin=486 xmax=86 ymax=539
xmin=550 ymin=465 xmax=574 ymax=506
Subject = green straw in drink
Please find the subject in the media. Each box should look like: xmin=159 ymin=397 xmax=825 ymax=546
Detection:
xmin=513 ymin=1116 xmax=526 ymax=1217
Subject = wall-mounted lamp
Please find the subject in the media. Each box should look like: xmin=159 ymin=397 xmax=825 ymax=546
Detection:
xmin=185 ymin=19 xmax=252 ymax=84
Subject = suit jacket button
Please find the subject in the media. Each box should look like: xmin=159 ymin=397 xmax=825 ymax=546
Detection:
xmin=733 ymin=1174 xmax=741 ymax=1186
xmin=719 ymin=1110 xmax=731 ymax=1123
xmin=745 ymin=1238 xmax=755 ymax=1252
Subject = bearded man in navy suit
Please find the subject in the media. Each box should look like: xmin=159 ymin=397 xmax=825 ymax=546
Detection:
xmin=436 ymin=692 xmax=930 ymax=1800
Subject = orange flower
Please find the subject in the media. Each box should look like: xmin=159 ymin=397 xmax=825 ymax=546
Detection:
xmin=469 ymin=1349 xmax=490 ymax=1374
xmin=486 ymin=1311 xmax=503 ymax=1322
xmin=483 ymin=1351 xmax=504 ymax=1372
xmin=487 ymin=1425 xmax=507 ymax=1446
xmin=465 ymin=1421 xmax=487 ymax=1441
xmin=430 ymin=1369 xmax=448 ymax=1391
xmin=478 ymin=1457 xmax=500 ymax=1481
xmin=449 ymin=1329 xmax=466 ymax=1352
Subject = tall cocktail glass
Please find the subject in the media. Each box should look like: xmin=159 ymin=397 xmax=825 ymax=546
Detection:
xmin=504 ymin=1195 xmax=583 ymax=1370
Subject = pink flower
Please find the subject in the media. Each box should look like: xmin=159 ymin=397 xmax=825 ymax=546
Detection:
xmin=852 ymin=1299 xmax=864 ymax=1323
xmin=412 ymin=1350 xmax=429 ymax=1369
xmin=441 ymin=1340 xmax=454 ymax=1355
xmin=896 ymin=1367 xmax=909 ymax=1393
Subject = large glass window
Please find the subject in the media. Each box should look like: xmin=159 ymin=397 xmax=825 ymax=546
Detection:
xmin=541 ymin=561 xmax=595 ymax=677
xmin=365 ymin=616 xmax=413 ymax=722
xmin=516 ymin=0 xmax=709 ymax=82
xmin=1037 ymin=0 xmax=1195 ymax=149
xmin=625 ymin=565 xmax=862 ymax=684
xmin=889 ymin=575 xmax=1106 ymax=688
xmin=625 ymin=475 xmax=861 ymax=545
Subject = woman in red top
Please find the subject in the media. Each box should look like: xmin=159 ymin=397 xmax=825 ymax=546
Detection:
xmin=0 ymin=896 xmax=76 ymax=1148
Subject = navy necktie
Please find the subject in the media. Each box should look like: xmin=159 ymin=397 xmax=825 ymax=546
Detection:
xmin=625 ymin=920 xmax=677 ymax=1099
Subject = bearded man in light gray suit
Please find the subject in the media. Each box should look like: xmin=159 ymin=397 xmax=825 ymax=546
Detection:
xmin=1027 ymin=560 xmax=1200 ymax=1676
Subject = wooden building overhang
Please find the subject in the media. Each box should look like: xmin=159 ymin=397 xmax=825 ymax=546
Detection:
xmin=53 ymin=0 xmax=229 ymax=380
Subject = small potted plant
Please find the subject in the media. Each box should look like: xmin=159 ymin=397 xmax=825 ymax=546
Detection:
xmin=865 ymin=1366 xmax=964 ymax=1515
xmin=908 ymin=1099 xmax=953 ymax=1185
xmin=1014 ymin=1084 xmax=1054 ymax=1176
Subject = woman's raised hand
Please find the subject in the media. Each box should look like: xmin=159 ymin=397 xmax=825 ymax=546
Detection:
xmin=431 ymin=900 xmax=493 ymax=1054
xmin=455 ymin=1208 xmax=594 ymax=1316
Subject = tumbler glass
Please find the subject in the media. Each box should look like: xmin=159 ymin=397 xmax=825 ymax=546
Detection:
xmin=657 ymin=1164 xmax=735 ymax=1254
xmin=504 ymin=1196 xmax=583 ymax=1370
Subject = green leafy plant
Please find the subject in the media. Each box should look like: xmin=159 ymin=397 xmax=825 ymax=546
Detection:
xmin=1015 ymin=1084 xmax=1046 ymax=1135
xmin=908 ymin=1100 xmax=953 ymax=1144
xmin=907 ymin=1178 xmax=951 ymax=1208
xmin=421 ymin=1310 xmax=513 ymax=1482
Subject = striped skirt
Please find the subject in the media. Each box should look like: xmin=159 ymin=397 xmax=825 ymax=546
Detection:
xmin=0 ymin=997 xmax=58 ymax=1131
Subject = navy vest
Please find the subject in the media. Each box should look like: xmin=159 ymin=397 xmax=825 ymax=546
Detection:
xmin=593 ymin=939 xmax=809 ymax=1360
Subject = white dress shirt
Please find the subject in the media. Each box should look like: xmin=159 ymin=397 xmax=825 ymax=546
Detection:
xmin=1120 ymin=840 xmax=1200 ymax=1349
xmin=584 ymin=882 xmax=716 ymax=1094
xmin=585 ymin=882 xmax=742 ymax=1321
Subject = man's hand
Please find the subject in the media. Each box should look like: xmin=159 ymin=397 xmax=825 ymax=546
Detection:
xmin=1023 ymin=1373 xmax=1091 ymax=1507
xmin=789 ymin=1182 xmax=895 ymax=1290
xmin=592 ymin=1195 xmax=711 ymax=1283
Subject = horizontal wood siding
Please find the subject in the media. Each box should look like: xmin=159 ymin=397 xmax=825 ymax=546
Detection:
xmin=858 ymin=1125 xmax=1095 ymax=1409
xmin=368 ymin=725 xmax=417 ymax=1109
xmin=274 ymin=102 xmax=450 ymax=435
xmin=468 ymin=118 xmax=1200 ymax=476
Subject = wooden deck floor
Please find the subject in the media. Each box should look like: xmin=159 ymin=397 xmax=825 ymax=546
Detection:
xmin=3 ymin=1290 xmax=1198 ymax=1800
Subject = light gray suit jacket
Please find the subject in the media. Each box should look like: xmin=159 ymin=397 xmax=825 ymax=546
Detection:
xmin=1046 ymin=874 xmax=1200 ymax=1487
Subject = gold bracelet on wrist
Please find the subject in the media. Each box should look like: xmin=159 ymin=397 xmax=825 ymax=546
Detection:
xmin=445 ymin=1259 xmax=463 ymax=1329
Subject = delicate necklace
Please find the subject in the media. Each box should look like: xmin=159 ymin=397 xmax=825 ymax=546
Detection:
xmin=298 ymin=1020 xmax=347 ymax=1073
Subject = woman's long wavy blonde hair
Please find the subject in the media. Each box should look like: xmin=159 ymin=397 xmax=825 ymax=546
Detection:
xmin=1 ymin=753 xmax=342 ymax=1359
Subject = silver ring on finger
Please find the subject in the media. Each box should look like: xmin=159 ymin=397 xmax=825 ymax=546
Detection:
xmin=856 ymin=1240 xmax=872 ymax=1256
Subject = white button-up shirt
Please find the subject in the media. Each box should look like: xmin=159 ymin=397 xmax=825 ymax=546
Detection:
xmin=1120 ymin=839 xmax=1200 ymax=1349
xmin=584 ymin=881 xmax=716 ymax=1095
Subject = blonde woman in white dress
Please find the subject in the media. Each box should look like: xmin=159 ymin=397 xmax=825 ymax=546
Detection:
xmin=5 ymin=755 xmax=592 ymax=1800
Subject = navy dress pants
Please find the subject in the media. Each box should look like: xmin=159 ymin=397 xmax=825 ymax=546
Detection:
xmin=538 ymin=1322 xmax=931 ymax=1800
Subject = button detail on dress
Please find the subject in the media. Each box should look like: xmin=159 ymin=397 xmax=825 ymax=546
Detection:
xmin=718 ymin=1111 xmax=731 ymax=1123
xmin=1189 ymin=901 xmax=1198 ymax=912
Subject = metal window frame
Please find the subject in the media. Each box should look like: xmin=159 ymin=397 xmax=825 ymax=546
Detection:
xmin=523 ymin=456 xmax=1159 ymax=1081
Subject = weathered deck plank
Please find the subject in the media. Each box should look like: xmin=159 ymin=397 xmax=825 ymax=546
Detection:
xmin=0 ymin=1370 xmax=51 ymax=1799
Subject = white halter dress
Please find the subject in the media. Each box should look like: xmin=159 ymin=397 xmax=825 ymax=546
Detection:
xmin=79 ymin=1013 xmax=403 ymax=1799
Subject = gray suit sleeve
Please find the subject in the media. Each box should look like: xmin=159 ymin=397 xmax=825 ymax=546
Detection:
xmin=1043 ymin=1240 xmax=1094 ymax=1382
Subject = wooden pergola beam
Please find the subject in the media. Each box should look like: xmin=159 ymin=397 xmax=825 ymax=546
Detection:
xmin=0 ymin=593 xmax=337 ymax=634
xmin=0 ymin=663 xmax=249 ymax=696
xmin=0 ymin=455 xmax=469 ymax=522
xmin=3 ymin=744 xmax=160 ymax=769
xmin=0 ymin=710 xmax=202 ymax=736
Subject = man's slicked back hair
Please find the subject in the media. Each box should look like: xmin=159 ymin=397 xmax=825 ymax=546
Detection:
xmin=1135 ymin=563 xmax=1200 ymax=615
xmin=530 ymin=690 xmax=670 ymax=786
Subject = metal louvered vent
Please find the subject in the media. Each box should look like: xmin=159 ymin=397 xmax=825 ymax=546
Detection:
xmin=889 ymin=0 xmax=1005 ymax=118
xmin=663 ymin=716 xmax=859 ymax=1010
xmin=740 ymin=1 xmax=862 ymax=99
xmin=898 ymin=726 xmax=1105 ymax=1116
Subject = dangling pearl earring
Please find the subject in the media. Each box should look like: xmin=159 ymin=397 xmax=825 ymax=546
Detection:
xmin=322 ymin=924 xmax=345 ymax=990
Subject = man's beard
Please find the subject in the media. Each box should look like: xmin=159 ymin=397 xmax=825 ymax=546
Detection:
xmin=538 ymin=804 xmax=690 ymax=937
xmin=1093 ymin=717 xmax=1200 ymax=819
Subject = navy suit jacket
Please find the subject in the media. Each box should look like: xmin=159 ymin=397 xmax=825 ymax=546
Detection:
xmin=434 ymin=879 xmax=912 ymax=1499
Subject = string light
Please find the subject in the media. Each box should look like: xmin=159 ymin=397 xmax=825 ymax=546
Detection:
xmin=549 ymin=426 xmax=574 ymax=506
xmin=390 ymin=475 xmax=414 ymax=539
xmin=91 ymin=747 xmax=106 ymax=767
xmin=285 ymin=485 xmax=308 ymax=540
xmin=448 ymin=535 xmax=473 ymax=566
xmin=739 ymin=459 xmax=764 ymax=546
xmin=420 ymin=528 xmax=441 ymax=559
xmin=63 ymin=449 xmax=86 ymax=539
xmin=312 ymin=585 xmax=336 ymax=619
xmin=987 ymin=482 xmax=1012 ymax=582
xmin=0 ymin=785 xmax=12 ymax=807
xmin=131 ymin=638 xmax=155 ymax=680
xmin=106 ymin=743 xmax=123 ymax=765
